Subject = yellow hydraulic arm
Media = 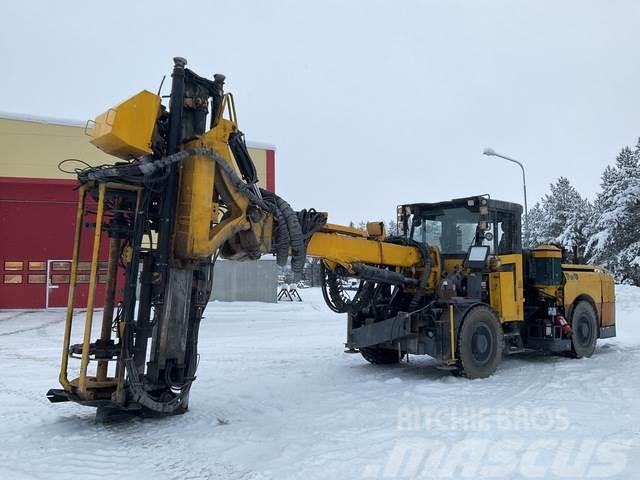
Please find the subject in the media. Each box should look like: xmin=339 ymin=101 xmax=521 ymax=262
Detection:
xmin=168 ymin=102 xmax=435 ymax=282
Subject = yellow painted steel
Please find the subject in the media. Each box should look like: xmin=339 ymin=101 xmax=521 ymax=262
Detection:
xmin=89 ymin=90 xmax=161 ymax=159
xmin=489 ymin=254 xmax=524 ymax=322
xmin=160 ymin=95 xmax=274 ymax=264
xmin=528 ymin=245 xmax=615 ymax=327
xmin=366 ymin=222 xmax=386 ymax=240
xmin=306 ymin=231 xmax=421 ymax=270
xmin=563 ymin=271 xmax=602 ymax=306
xmin=443 ymin=258 xmax=464 ymax=275
xmin=449 ymin=304 xmax=456 ymax=361
xmin=58 ymin=182 xmax=142 ymax=399
xmin=220 ymin=93 xmax=238 ymax=126
xmin=531 ymin=245 xmax=563 ymax=259
xmin=562 ymin=264 xmax=604 ymax=271
xmin=600 ymin=273 xmax=616 ymax=326
xmin=176 ymin=119 xmax=251 ymax=260
xmin=175 ymin=139 xmax=220 ymax=260
xmin=78 ymin=183 xmax=106 ymax=395
xmin=562 ymin=267 xmax=614 ymax=326
xmin=59 ymin=184 xmax=87 ymax=391
xmin=323 ymin=223 xmax=368 ymax=237
xmin=528 ymin=246 xmax=563 ymax=304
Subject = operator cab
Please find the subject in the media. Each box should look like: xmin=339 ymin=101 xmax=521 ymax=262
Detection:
xmin=399 ymin=195 xmax=523 ymax=262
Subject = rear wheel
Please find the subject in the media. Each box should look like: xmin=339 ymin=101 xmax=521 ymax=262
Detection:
xmin=456 ymin=306 xmax=503 ymax=379
xmin=569 ymin=301 xmax=598 ymax=358
xmin=360 ymin=347 xmax=405 ymax=365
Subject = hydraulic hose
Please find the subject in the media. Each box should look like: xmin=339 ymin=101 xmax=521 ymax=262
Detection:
xmin=77 ymin=147 xmax=326 ymax=279
xmin=384 ymin=236 xmax=431 ymax=311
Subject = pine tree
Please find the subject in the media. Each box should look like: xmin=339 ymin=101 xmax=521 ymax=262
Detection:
xmin=586 ymin=165 xmax=619 ymax=265
xmin=527 ymin=202 xmax=546 ymax=247
xmin=557 ymin=196 xmax=593 ymax=262
xmin=542 ymin=177 xmax=583 ymax=240
xmin=587 ymin=144 xmax=640 ymax=284
xmin=387 ymin=219 xmax=398 ymax=236
xmin=527 ymin=177 xmax=591 ymax=260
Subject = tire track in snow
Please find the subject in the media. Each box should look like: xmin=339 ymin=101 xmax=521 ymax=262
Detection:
xmin=0 ymin=310 xmax=85 ymax=337
xmin=0 ymin=318 xmax=64 ymax=337
xmin=0 ymin=310 xmax=40 ymax=322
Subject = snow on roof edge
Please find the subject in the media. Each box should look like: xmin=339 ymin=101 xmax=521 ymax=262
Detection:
xmin=245 ymin=140 xmax=277 ymax=151
xmin=0 ymin=111 xmax=276 ymax=151
xmin=0 ymin=110 xmax=85 ymax=128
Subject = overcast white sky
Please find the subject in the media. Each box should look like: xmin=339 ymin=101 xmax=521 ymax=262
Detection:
xmin=2 ymin=1 xmax=639 ymax=224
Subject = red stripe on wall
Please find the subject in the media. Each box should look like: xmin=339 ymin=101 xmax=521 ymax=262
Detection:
xmin=0 ymin=176 xmax=78 ymax=186
xmin=0 ymin=177 xmax=80 ymax=202
xmin=265 ymin=150 xmax=275 ymax=193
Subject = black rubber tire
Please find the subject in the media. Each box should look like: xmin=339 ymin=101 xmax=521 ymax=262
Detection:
xmin=360 ymin=347 xmax=405 ymax=365
xmin=569 ymin=301 xmax=598 ymax=358
xmin=456 ymin=306 xmax=503 ymax=379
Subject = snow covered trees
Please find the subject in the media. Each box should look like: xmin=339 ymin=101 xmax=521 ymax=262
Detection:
xmin=586 ymin=145 xmax=640 ymax=284
xmin=348 ymin=219 xmax=399 ymax=235
xmin=529 ymin=141 xmax=640 ymax=285
xmin=527 ymin=177 xmax=592 ymax=262
xmin=344 ymin=138 xmax=640 ymax=285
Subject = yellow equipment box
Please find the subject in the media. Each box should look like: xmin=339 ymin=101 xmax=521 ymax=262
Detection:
xmin=89 ymin=90 xmax=160 ymax=159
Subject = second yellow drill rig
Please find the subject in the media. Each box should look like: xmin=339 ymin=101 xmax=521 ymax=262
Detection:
xmin=47 ymin=58 xmax=615 ymax=420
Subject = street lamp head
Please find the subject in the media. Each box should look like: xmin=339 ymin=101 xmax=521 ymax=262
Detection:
xmin=483 ymin=148 xmax=497 ymax=156
xmin=480 ymin=146 xmax=529 ymax=246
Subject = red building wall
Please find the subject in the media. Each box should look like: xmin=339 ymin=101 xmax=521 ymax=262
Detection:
xmin=0 ymin=110 xmax=276 ymax=310
xmin=0 ymin=177 xmax=110 ymax=308
xmin=0 ymin=148 xmax=276 ymax=309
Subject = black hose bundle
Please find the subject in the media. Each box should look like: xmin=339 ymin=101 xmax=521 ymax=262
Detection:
xmin=74 ymin=147 xmax=327 ymax=280
xmin=321 ymin=263 xmax=375 ymax=314
xmin=297 ymin=208 xmax=326 ymax=241
xmin=260 ymin=191 xmax=291 ymax=266
xmin=384 ymin=236 xmax=431 ymax=311
xmin=228 ymin=130 xmax=258 ymax=185
xmin=260 ymin=190 xmax=305 ymax=274
xmin=258 ymin=192 xmax=327 ymax=278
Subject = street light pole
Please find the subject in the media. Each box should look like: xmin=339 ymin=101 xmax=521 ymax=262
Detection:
xmin=482 ymin=148 xmax=529 ymax=247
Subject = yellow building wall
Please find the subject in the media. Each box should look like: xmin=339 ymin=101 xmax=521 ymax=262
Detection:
xmin=0 ymin=115 xmax=271 ymax=189
xmin=0 ymin=117 xmax=113 ymax=179
xmin=248 ymin=147 xmax=267 ymax=188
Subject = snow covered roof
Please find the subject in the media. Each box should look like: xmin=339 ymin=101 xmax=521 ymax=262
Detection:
xmin=0 ymin=110 xmax=84 ymax=128
xmin=0 ymin=111 xmax=276 ymax=151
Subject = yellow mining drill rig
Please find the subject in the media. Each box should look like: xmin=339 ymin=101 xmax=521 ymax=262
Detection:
xmin=47 ymin=58 xmax=616 ymax=420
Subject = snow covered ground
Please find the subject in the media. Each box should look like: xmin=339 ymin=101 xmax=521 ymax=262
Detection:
xmin=0 ymin=286 xmax=639 ymax=479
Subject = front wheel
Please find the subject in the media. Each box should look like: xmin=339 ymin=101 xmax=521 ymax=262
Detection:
xmin=360 ymin=347 xmax=405 ymax=365
xmin=569 ymin=301 xmax=598 ymax=358
xmin=456 ymin=306 xmax=503 ymax=379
